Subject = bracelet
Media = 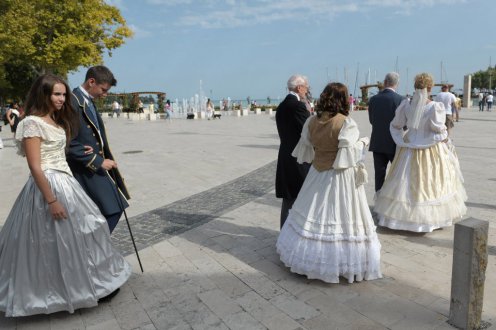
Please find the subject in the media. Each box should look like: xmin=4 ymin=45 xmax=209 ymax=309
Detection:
xmin=47 ymin=198 xmax=57 ymax=205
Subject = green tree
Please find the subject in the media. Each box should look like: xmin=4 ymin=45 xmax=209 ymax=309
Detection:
xmin=471 ymin=66 xmax=496 ymax=89
xmin=0 ymin=0 xmax=133 ymax=99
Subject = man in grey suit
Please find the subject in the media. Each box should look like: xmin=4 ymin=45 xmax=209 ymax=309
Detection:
xmin=368 ymin=72 xmax=405 ymax=192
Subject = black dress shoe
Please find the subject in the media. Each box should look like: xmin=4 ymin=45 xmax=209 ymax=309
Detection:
xmin=98 ymin=288 xmax=120 ymax=303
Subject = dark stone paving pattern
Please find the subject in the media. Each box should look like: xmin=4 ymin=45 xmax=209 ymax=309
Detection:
xmin=112 ymin=160 xmax=277 ymax=256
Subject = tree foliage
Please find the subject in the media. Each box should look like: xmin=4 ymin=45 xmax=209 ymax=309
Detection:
xmin=471 ymin=66 xmax=496 ymax=89
xmin=0 ymin=0 xmax=133 ymax=101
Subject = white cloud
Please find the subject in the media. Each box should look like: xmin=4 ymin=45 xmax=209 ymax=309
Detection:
xmin=146 ymin=0 xmax=466 ymax=29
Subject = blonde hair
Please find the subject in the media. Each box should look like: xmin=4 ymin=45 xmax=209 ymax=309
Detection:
xmin=414 ymin=73 xmax=434 ymax=90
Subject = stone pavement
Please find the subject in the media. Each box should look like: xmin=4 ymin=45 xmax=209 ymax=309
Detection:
xmin=0 ymin=108 xmax=495 ymax=329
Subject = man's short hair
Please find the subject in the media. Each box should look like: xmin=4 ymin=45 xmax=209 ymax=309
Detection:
xmin=287 ymin=74 xmax=308 ymax=91
xmin=384 ymin=72 xmax=399 ymax=88
xmin=85 ymin=66 xmax=117 ymax=86
xmin=441 ymin=84 xmax=449 ymax=91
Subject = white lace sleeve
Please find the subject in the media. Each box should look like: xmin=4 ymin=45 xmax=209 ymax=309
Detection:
xmin=333 ymin=118 xmax=367 ymax=169
xmin=292 ymin=116 xmax=314 ymax=164
xmin=430 ymin=102 xmax=447 ymax=133
xmin=15 ymin=117 xmax=47 ymax=156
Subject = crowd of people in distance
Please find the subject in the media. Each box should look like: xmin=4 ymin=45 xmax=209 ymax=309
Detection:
xmin=478 ymin=91 xmax=494 ymax=111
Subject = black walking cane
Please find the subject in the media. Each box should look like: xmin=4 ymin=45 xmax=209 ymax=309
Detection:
xmin=109 ymin=169 xmax=144 ymax=273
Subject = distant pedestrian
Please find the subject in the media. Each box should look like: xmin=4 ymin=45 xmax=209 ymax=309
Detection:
xmin=206 ymin=98 xmax=214 ymax=120
xmin=111 ymin=100 xmax=120 ymax=118
xmin=348 ymin=94 xmax=355 ymax=111
xmin=478 ymin=92 xmax=485 ymax=111
xmin=434 ymin=84 xmax=456 ymax=137
xmin=164 ymin=99 xmax=172 ymax=122
xmin=486 ymin=93 xmax=493 ymax=111
xmin=275 ymin=74 xmax=310 ymax=228
xmin=6 ymin=103 xmax=20 ymax=138
xmin=454 ymin=94 xmax=462 ymax=122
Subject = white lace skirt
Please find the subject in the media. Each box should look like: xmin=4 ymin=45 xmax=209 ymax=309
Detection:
xmin=0 ymin=170 xmax=132 ymax=317
xmin=374 ymin=142 xmax=467 ymax=232
xmin=276 ymin=166 xmax=382 ymax=284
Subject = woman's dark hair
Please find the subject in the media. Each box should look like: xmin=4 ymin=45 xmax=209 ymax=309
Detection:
xmin=24 ymin=74 xmax=79 ymax=145
xmin=315 ymin=82 xmax=350 ymax=118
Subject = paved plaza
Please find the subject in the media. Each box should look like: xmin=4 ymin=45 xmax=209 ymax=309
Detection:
xmin=0 ymin=108 xmax=495 ymax=329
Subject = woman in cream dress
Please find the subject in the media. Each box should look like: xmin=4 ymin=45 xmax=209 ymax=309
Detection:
xmin=0 ymin=74 xmax=131 ymax=317
xmin=374 ymin=73 xmax=467 ymax=232
xmin=276 ymin=82 xmax=382 ymax=284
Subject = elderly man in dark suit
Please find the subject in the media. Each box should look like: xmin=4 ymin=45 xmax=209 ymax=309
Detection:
xmin=368 ymin=72 xmax=405 ymax=192
xmin=67 ymin=66 xmax=130 ymax=233
xmin=276 ymin=74 xmax=311 ymax=228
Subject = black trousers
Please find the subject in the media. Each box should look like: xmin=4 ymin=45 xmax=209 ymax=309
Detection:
xmin=373 ymin=152 xmax=395 ymax=192
xmin=280 ymin=197 xmax=296 ymax=229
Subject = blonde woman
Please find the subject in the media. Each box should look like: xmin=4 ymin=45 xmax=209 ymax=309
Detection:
xmin=374 ymin=73 xmax=467 ymax=232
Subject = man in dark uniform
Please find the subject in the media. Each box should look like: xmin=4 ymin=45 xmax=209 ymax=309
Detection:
xmin=368 ymin=72 xmax=405 ymax=192
xmin=67 ymin=66 xmax=130 ymax=233
xmin=275 ymin=74 xmax=311 ymax=228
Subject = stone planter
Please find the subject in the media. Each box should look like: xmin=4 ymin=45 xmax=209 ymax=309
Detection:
xmin=254 ymin=108 xmax=262 ymax=115
xmin=265 ymin=108 xmax=273 ymax=115
xmin=241 ymin=109 xmax=249 ymax=116
xmin=233 ymin=110 xmax=241 ymax=117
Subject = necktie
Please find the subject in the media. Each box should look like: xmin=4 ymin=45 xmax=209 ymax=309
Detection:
xmin=86 ymin=100 xmax=100 ymax=131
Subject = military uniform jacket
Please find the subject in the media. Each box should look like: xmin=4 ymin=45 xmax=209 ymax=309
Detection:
xmin=275 ymin=93 xmax=310 ymax=199
xmin=67 ymin=87 xmax=130 ymax=216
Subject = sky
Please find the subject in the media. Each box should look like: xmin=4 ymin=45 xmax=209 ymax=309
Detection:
xmin=68 ymin=0 xmax=494 ymax=102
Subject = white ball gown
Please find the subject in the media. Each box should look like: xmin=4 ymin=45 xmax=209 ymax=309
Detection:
xmin=0 ymin=116 xmax=131 ymax=317
xmin=374 ymin=100 xmax=467 ymax=232
xmin=276 ymin=114 xmax=382 ymax=284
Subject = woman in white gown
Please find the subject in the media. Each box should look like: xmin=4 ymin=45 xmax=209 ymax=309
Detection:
xmin=206 ymin=98 xmax=214 ymax=120
xmin=374 ymin=73 xmax=467 ymax=232
xmin=276 ymin=82 xmax=382 ymax=284
xmin=0 ymin=74 xmax=131 ymax=317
